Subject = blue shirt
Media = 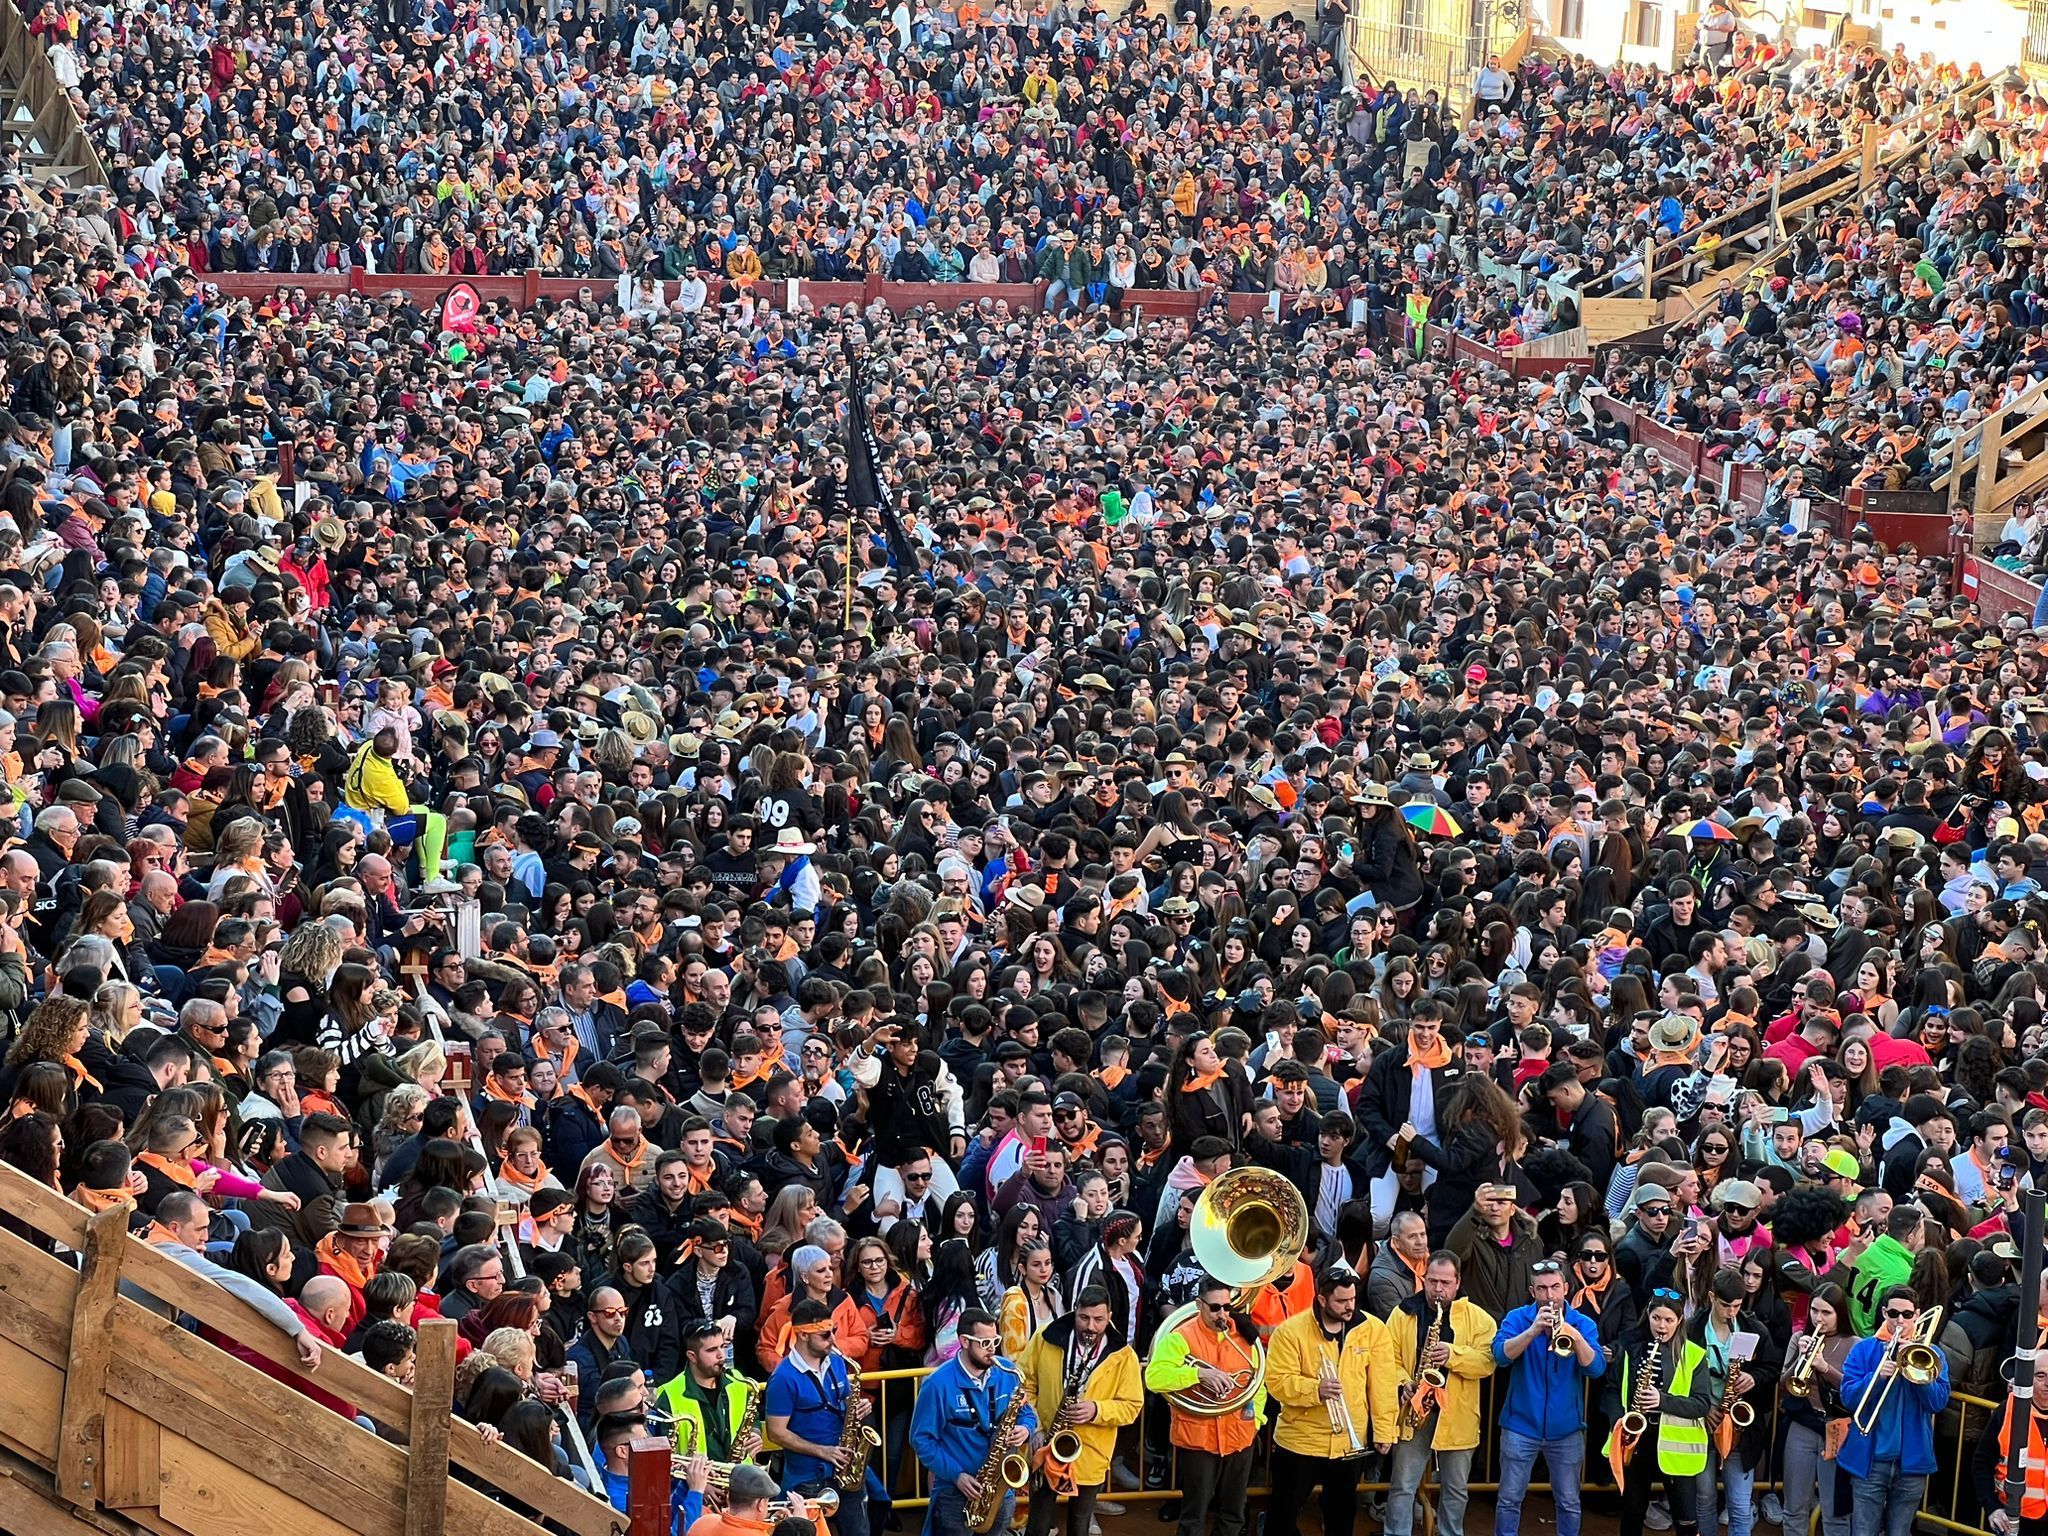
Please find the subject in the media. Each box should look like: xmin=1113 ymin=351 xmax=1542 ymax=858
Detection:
xmin=907 ymin=1355 xmax=1038 ymax=1486
xmin=1837 ymin=1333 xmax=1950 ymax=1476
xmin=1491 ymin=1303 xmax=1607 ymax=1442
xmin=605 ymin=1469 xmax=701 ymax=1535
xmin=764 ymin=1350 xmax=856 ymax=1488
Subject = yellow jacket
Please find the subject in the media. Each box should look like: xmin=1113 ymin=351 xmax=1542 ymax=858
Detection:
xmin=1020 ymin=1318 xmax=1143 ymax=1488
xmin=201 ymin=599 xmax=258 ymax=662
xmin=1265 ymin=1307 xmax=1401 ymax=1457
xmin=343 ymin=739 xmax=411 ymax=816
xmin=1383 ymin=1296 xmax=1498 ymax=1451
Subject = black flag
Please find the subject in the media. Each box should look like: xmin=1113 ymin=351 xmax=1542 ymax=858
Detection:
xmin=843 ymin=339 xmax=920 ymax=577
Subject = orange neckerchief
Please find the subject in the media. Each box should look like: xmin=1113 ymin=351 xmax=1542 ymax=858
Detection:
xmin=1396 ymin=1246 xmax=1427 ymax=1289
xmin=72 ymin=1185 xmax=133 ymax=1214
xmin=1573 ymin=1258 xmax=1616 ymax=1314
xmin=682 ymin=1159 xmax=714 ymax=1195
xmin=1407 ymin=1036 xmax=1452 ymax=1072
xmin=1066 ymin=1123 xmax=1103 ymax=1162
xmin=731 ymin=1061 xmax=776 ymax=1091
xmin=724 ymin=1208 xmax=763 ymax=1240
xmin=530 ymin=1032 xmax=580 ymax=1081
xmin=62 ymin=1053 xmax=102 ymax=1091
xmin=144 ymin=1220 xmax=186 ymax=1248
xmin=606 ymin=1137 xmax=652 ymax=1181
xmin=482 ymin=1076 xmax=538 ymax=1110
xmin=1095 ymin=1064 xmax=1131 ymax=1090
xmin=316 ymin=1231 xmax=377 ymax=1293
xmin=1138 ymin=1142 xmax=1168 ymax=1170
xmin=499 ymin=1158 xmax=553 ymax=1193
xmin=1181 ymin=1068 xmax=1225 ymax=1094
xmin=135 ymin=1152 xmax=198 ymax=1188
xmin=199 ymin=944 xmax=240 ymax=969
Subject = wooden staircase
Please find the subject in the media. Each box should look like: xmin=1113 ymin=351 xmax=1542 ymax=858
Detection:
xmin=0 ymin=2 xmax=102 ymax=184
xmin=1580 ymin=298 xmax=1658 ymax=348
xmin=0 ymin=1162 xmax=625 ymax=1536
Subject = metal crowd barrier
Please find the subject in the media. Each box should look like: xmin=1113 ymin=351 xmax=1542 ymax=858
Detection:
xmin=844 ymin=1365 xmax=2006 ymax=1534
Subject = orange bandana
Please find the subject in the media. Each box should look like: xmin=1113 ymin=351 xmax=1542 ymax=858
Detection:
xmin=62 ymin=1053 xmax=102 ymax=1091
xmin=72 ymin=1185 xmax=133 ymax=1214
xmin=1181 ymin=1068 xmax=1225 ymax=1094
xmin=499 ymin=1158 xmax=553 ymax=1193
xmin=1094 ymin=1064 xmax=1130 ymax=1090
xmin=1407 ymin=1036 xmax=1451 ymax=1072
xmin=135 ymin=1152 xmax=198 ymax=1189
xmin=316 ymin=1231 xmax=377 ymax=1293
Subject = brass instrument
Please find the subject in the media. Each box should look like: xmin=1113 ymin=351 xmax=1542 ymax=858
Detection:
xmin=1849 ymin=1308 xmax=1945 ymax=1436
xmin=1398 ymin=1303 xmax=1449 ymax=1440
xmin=1148 ymin=1167 xmax=1308 ymax=1417
xmin=672 ymin=1376 xmax=767 ymax=1511
xmin=964 ymin=1362 xmax=1032 ymax=1534
xmin=1708 ymin=1345 xmax=1757 ymax=1457
xmin=1785 ymin=1333 xmax=1826 ymax=1399
xmin=834 ymin=1356 xmax=882 ymax=1492
xmin=1548 ymin=1304 xmax=1578 ymax=1357
xmin=1617 ymin=1338 xmax=1662 ymax=1444
xmin=1040 ymin=1404 xmax=1085 ymax=1498
xmin=1322 ymin=1353 xmax=1367 ymax=1457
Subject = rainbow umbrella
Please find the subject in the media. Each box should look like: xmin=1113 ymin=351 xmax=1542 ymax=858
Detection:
xmin=1399 ymin=803 xmax=1464 ymax=837
xmin=1672 ymin=819 xmax=1737 ymax=841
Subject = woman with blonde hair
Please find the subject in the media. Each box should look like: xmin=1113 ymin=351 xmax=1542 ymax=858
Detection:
xmin=89 ymin=981 xmax=143 ymax=1046
xmin=273 ymin=919 xmax=347 ymax=1050
xmin=396 ymin=1039 xmax=446 ymax=1094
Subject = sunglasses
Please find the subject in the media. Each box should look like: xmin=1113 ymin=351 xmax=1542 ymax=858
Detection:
xmin=1578 ymin=1251 xmax=1609 ymax=1263
xmin=1721 ymin=1203 xmax=1756 ymax=1215
xmin=1651 ymin=1288 xmax=1683 ymax=1303
xmin=1883 ymin=1308 xmax=1916 ymax=1321
xmin=1530 ymin=1260 xmax=1563 ymax=1275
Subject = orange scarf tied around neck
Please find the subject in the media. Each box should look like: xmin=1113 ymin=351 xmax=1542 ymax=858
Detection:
xmin=499 ymin=1158 xmax=553 ymax=1193
xmin=482 ymin=1076 xmax=537 ymax=1110
xmin=316 ymin=1231 xmax=377 ymax=1293
xmin=1407 ymin=1036 xmax=1452 ymax=1073
xmin=73 ymin=1185 xmax=133 ymax=1214
xmin=62 ymin=1053 xmax=102 ymax=1091
xmin=1181 ymin=1067 xmax=1225 ymax=1095
xmin=135 ymin=1152 xmax=198 ymax=1189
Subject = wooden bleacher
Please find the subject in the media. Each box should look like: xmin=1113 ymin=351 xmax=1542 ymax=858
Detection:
xmin=0 ymin=1161 xmax=624 ymax=1536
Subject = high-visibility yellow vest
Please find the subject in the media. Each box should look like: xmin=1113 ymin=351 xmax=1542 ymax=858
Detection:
xmin=1602 ymin=1339 xmax=1710 ymax=1477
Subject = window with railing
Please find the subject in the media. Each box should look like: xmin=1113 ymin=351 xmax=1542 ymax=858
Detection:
xmin=1397 ymin=0 xmax=1427 ymax=54
xmin=2029 ymin=0 xmax=2048 ymax=68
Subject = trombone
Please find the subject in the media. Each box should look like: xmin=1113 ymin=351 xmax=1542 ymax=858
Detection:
xmin=1849 ymin=1308 xmax=1945 ymax=1435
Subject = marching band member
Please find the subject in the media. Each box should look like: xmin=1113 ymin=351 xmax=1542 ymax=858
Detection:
xmin=657 ymin=1317 xmax=762 ymax=1464
xmin=1019 ymin=1284 xmax=1142 ymax=1536
xmin=910 ymin=1308 xmax=1037 ymax=1536
xmin=1493 ymin=1258 xmax=1606 ymax=1536
xmin=1602 ymin=1290 xmax=1711 ymax=1536
xmin=763 ymin=1299 xmax=878 ymax=1536
xmin=1384 ymin=1251 xmax=1499 ymax=1536
xmin=1143 ymin=1276 xmax=1265 ymax=1536
xmin=1264 ymin=1266 xmax=1398 ymax=1536
xmin=1840 ymin=1286 xmax=1951 ymax=1536
xmin=1687 ymin=1269 xmax=1781 ymax=1536
xmin=683 ymin=1462 xmax=807 ymax=1536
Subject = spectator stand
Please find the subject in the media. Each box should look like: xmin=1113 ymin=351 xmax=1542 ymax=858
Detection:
xmin=0 ymin=1160 xmax=620 ymax=1536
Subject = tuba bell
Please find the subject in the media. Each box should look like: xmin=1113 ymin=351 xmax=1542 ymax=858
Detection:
xmin=1148 ymin=1167 xmax=1308 ymax=1417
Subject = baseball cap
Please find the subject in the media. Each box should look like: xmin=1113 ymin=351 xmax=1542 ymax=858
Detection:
xmin=1820 ymin=1148 xmax=1862 ymax=1182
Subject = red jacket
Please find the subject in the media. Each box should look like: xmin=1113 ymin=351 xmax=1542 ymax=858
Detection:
xmin=224 ymin=1301 xmax=356 ymax=1420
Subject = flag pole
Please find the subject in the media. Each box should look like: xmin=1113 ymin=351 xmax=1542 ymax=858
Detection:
xmin=2008 ymin=1187 xmax=2046 ymax=1519
xmin=844 ymin=506 xmax=854 ymax=627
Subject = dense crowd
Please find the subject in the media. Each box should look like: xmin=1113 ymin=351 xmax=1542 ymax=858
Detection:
xmin=0 ymin=4 xmax=2044 ymax=1536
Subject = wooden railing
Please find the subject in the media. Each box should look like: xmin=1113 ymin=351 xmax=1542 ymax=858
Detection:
xmin=0 ymin=1160 xmax=624 ymax=1536
xmin=0 ymin=0 xmax=103 ymax=184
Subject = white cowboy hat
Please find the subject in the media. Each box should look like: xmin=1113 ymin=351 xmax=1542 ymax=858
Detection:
xmin=767 ymin=828 xmax=816 ymax=857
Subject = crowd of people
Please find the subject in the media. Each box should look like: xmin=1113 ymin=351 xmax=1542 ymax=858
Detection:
xmin=0 ymin=1 xmax=2043 ymax=1535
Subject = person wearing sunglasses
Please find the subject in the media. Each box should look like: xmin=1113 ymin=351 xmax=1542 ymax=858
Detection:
xmin=909 ymin=1307 xmax=1035 ymax=1536
xmin=1494 ymin=1256 xmax=1604 ymax=1536
xmin=1600 ymin=1289 xmax=1712 ymax=1536
xmin=1144 ymin=1276 xmax=1265 ymax=1536
xmin=1837 ymin=1286 xmax=1952 ymax=1536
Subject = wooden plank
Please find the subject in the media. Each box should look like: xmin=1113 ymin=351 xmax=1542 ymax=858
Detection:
xmin=0 ymin=1160 xmax=89 ymax=1248
xmin=0 ymin=1337 xmax=64 ymax=1463
xmin=159 ymin=1436 xmax=360 ymax=1536
xmin=448 ymin=1474 xmax=608 ymax=1536
xmin=55 ymin=1203 xmax=127 ymax=1505
xmin=0 ymin=1463 xmax=123 ymax=1536
xmin=0 ymin=1235 xmax=81 ymax=1364
xmin=101 ymin=1399 xmax=160 ymax=1509
xmin=404 ymin=1319 xmax=456 ymax=1536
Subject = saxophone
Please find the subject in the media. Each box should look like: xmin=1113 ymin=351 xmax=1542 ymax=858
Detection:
xmin=965 ymin=1363 xmax=1032 ymax=1534
xmin=834 ymin=1356 xmax=883 ymax=1491
xmin=683 ymin=1377 xmax=766 ymax=1511
xmin=1397 ymin=1302 xmax=1449 ymax=1440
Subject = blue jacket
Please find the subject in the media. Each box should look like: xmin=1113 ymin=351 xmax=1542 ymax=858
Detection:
xmin=1491 ymin=1303 xmax=1608 ymax=1441
xmin=1837 ymin=1333 xmax=1951 ymax=1476
xmin=908 ymin=1355 xmax=1038 ymax=1486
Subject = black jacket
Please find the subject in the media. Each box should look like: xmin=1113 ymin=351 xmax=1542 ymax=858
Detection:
xmin=668 ymin=1259 xmax=758 ymax=1340
xmin=1354 ymin=818 xmax=1424 ymax=911
xmin=604 ymin=1271 xmax=682 ymax=1384
xmin=1684 ymin=1308 xmax=1783 ymax=1470
xmin=1354 ymin=1045 xmax=1463 ymax=1181
xmin=1615 ymin=1222 xmax=1678 ymax=1309
xmin=629 ymin=1185 xmax=698 ymax=1276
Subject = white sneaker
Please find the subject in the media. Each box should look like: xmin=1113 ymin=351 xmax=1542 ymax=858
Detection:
xmin=1761 ymin=1494 xmax=1784 ymax=1528
xmin=1645 ymin=1498 xmax=1674 ymax=1531
xmin=1096 ymin=1503 xmax=1127 ymax=1517
xmin=1111 ymin=1460 xmax=1141 ymax=1492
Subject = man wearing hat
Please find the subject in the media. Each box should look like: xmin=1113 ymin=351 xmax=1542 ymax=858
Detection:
xmin=318 ymin=1200 xmax=395 ymax=1335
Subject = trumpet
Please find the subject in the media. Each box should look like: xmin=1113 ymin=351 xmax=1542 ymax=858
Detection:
xmin=1849 ymin=1308 xmax=1945 ymax=1436
xmin=1322 ymin=1354 xmax=1367 ymax=1458
xmin=1785 ymin=1332 xmax=1826 ymax=1398
xmin=1547 ymin=1305 xmax=1577 ymax=1357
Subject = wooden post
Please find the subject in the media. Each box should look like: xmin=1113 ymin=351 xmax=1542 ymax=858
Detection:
xmin=55 ymin=1203 xmax=130 ymax=1506
xmin=404 ymin=1318 xmax=458 ymax=1536
xmin=627 ymin=1436 xmax=673 ymax=1536
xmin=1858 ymin=120 xmax=1881 ymax=193
xmin=1975 ymin=400 xmax=2011 ymax=547
xmin=1640 ymin=237 xmax=1655 ymax=301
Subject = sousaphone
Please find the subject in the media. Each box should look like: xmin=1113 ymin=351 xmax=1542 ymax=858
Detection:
xmin=1148 ymin=1166 xmax=1309 ymax=1416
